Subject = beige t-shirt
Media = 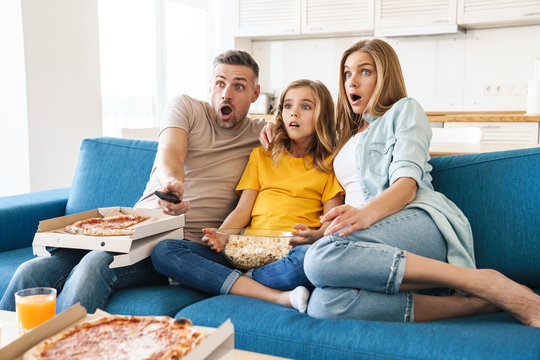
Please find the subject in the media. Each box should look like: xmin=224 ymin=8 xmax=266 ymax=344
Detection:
xmin=135 ymin=94 xmax=265 ymax=242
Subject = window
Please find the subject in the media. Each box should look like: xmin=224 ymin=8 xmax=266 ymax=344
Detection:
xmin=98 ymin=0 xmax=216 ymax=137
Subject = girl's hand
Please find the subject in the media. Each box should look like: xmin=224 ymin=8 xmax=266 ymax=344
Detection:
xmin=321 ymin=204 xmax=376 ymax=237
xmin=202 ymin=228 xmax=228 ymax=252
xmin=289 ymin=224 xmax=320 ymax=246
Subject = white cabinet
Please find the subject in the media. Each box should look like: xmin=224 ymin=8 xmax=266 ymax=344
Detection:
xmin=236 ymin=0 xmax=301 ymax=37
xmin=236 ymin=0 xmax=540 ymax=38
xmin=375 ymin=0 xmax=463 ymax=37
xmin=236 ymin=0 xmax=374 ymax=38
xmin=458 ymin=0 xmax=540 ymax=29
xmin=444 ymin=122 xmax=539 ymax=144
xmin=302 ymin=0 xmax=374 ymax=35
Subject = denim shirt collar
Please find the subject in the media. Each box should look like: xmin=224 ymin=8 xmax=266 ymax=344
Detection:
xmin=363 ymin=113 xmax=377 ymax=124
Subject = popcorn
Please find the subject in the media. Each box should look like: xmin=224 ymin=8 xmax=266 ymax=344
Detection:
xmin=223 ymin=234 xmax=292 ymax=269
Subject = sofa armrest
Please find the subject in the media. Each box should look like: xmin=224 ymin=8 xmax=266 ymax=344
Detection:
xmin=0 ymin=188 xmax=70 ymax=252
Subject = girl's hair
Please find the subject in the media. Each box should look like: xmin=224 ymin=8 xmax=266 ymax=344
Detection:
xmin=336 ymin=39 xmax=407 ymax=148
xmin=271 ymin=79 xmax=337 ymax=173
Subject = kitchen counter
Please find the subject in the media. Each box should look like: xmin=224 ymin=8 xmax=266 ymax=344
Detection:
xmin=429 ymin=142 xmax=540 ymax=156
xmin=427 ymin=111 xmax=540 ymax=122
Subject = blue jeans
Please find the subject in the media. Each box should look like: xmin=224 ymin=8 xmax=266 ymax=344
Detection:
xmin=304 ymin=208 xmax=447 ymax=323
xmin=151 ymin=240 xmax=311 ymax=294
xmin=0 ymin=248 xmax=167 ymax=313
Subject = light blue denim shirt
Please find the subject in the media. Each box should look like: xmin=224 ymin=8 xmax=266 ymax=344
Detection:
xmin=352 ymin=97 xmax=476 ymax=269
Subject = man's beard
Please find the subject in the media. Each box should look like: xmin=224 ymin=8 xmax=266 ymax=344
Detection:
xmin=215 ymin=114 xmax=242 ymax=129
xmin=214 ymin=100 xmax=244 ymax=130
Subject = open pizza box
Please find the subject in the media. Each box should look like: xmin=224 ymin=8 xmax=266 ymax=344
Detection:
xmin=32 ymin=207 xmax=186 ymax=268
xmin=0 ymin=303 xmax=235 ymax=360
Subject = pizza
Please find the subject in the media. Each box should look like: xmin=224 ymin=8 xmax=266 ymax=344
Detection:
xmin=23 ymin=315 xmax=205 ymax=360
xmin=64 ymin=214 xmax=148 ymax=236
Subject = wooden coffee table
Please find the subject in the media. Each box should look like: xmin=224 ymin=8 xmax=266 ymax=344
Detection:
xmin=0 ymin=310 xmax=288 ymax=359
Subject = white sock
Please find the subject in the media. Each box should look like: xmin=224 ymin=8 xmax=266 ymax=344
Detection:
xmin=290 ymin=286 xmax=310 ymax=314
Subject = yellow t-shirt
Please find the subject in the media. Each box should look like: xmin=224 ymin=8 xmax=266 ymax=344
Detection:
xmin=236 ymin=146 xmax=344 ymax=231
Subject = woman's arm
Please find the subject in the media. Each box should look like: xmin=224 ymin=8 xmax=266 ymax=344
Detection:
xmin=322 ymin=177 xmax=418 ymax=237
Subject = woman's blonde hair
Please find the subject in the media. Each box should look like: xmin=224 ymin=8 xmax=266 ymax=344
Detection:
xmin=271 ymin=79 xmax=337 ymax=173
xmin=336 ymin=39 xmax=407 ymax=148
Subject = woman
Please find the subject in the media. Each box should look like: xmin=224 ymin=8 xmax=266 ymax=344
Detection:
xmin=261 ymin=39 xmax=540 ymax=326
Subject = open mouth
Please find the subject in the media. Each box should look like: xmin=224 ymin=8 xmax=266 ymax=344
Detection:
xmin=289 ymin=122 xmax=300 ymax=127
xmin=351 ymin=94 xmax=361 ymax=102
xmin=220 ymin=105 xmax=233 ymax=117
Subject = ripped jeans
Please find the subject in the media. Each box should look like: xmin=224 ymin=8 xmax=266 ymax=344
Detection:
xmin=151 ymin=240 xmax=312 ymax=295
xmin=304 ymin=208 xmax=447 ymax=322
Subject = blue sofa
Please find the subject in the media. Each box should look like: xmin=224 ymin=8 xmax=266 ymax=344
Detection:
xmin=1 ymin=137 xmax=539 ymax=359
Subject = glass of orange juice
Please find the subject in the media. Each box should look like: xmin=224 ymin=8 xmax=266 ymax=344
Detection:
xmin=15 ymin=287 xmax=56 ymax=333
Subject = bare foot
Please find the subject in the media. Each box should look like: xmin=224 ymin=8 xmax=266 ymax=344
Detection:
xmin=472 ymin=269 xmax=540 ymax=327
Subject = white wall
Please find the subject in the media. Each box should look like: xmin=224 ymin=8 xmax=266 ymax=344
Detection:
xmin=0 ymin=0 xmax=102 ymax=197
xmin=249 ymin=25 xmax=540 ymax=112
xmin=0 ymin=0 xmax=30 ymax=196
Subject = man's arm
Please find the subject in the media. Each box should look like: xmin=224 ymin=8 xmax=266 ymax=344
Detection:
xmin=155 ymin=127 xmax=191 ymax=215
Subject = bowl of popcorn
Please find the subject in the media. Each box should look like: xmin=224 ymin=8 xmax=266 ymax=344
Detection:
xmin=217 ymin=228 xmax=294 ymax=269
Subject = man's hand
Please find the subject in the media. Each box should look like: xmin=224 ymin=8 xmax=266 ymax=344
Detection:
xmin=259 ymin=122 xmax=274 ymax=150
xmin=158 ymin=180 xmax=190 ymax=216
xmin=201 ymin=228 xmax=228 ymax=252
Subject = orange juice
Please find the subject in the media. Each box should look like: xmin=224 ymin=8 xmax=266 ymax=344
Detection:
xmin=16 ymin=293 xmax=56 ymax=330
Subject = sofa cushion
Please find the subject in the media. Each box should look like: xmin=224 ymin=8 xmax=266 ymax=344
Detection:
xmin=0 ymin=247 xmax=35 ymax=295
xmin=0 ymin=188 xmax=70 ymax=251
xmin=66 ymin=137 xmax=158 ymax=215
xmin=178 ymin=294 xmax=540 ymax=360
xmin=105 ymin=285 xmax=210 ymax=317
xmin=429 ymin=148 xmax=540 ymax=287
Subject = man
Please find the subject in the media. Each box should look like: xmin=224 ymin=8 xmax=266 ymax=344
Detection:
xmin=0 ymin=50 xmax=265 ymax=313
xmin=135 ymin=50 xmax=265 ymax=242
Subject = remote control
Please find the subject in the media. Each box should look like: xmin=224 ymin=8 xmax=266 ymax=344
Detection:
xmin=154 ymin=190 xmax=181 ymax=204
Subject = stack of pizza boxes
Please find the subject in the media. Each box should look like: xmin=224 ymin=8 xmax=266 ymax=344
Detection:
xmin=0 ymin=303 xmax=235 ymax=359
xmin=32 ymin=206 xmax=185 ymax=268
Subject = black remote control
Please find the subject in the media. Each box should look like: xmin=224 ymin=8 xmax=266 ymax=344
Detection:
xmin=154 ymin=190 xmax=181 ymax=204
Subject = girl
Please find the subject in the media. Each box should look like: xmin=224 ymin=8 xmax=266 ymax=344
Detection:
xmin=152 ymin=79 xmax=343 ymax=313
xmin=295 ymin=39 xmax=540 ymax=326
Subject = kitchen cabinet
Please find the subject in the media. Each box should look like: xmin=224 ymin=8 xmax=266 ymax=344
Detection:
xmin=236 ymin=0 xmax=301 ymax=37
xmin=236 ymin=0 xmax=540 ymax=39
xmin=236 ymin=0 xmax=374 ymax=38
xmin=443 ymin=121 xmax=539 ymax=144
xmin=427 ymin=113 xmax=540 ymax=144
xmin=374 ymin=0 xmax=462 ymax=37
xmin=302 ymin=0 xmax=374 ymax=35
xmin=458 ymin=0 xmax=540 ymax=29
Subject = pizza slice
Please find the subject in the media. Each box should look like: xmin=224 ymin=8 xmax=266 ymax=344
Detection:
xmin=64 ymin=214 xmax=148 ymax=236
xmin=24 ymin=315 xmax=205 ymax=360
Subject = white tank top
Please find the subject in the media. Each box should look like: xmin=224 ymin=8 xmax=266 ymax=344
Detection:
xmin=334 ymin=132 xmax=368 ymax=207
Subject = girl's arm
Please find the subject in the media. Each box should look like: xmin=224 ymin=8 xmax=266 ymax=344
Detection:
xmin=202 ymin=189 xmax=258 ymax=252
xmin=290 ymin=193 xmax=343 ymax=246
xmin=221 ymin=189 xmax=258 ymax=229
xmin=321 ymin=177 xmax=418 ymax=237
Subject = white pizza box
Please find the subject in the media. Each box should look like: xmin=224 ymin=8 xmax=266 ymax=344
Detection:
xmin=0 ymin=303 xmax=234 ymax=360
xmin=32 ymin=207 xmax=185 ymax=268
